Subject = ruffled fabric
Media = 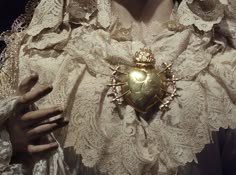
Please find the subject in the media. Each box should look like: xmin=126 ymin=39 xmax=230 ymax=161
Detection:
xmin=18 ymin=26 xmax=236 ymax=175
xmin=177 ymin=0 xmax=236 ymax=47
xmin=3 ymin=0 xmax=236 ymax=174
xmin=27 ymin=0 xmax=66 ymax=36
xmin=177 ymin=0 xmax=225 ymax=32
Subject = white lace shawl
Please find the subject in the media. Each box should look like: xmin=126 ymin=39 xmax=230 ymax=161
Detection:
xmin=2 ymin=0 xmax=236 ymax=174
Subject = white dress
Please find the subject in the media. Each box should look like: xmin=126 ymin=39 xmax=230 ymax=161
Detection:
xmin=1 ymin=0 xmax=236 ymax=174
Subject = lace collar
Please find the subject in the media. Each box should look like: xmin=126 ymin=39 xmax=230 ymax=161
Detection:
xmin=177 ymin=0 xmax=234 ymax=32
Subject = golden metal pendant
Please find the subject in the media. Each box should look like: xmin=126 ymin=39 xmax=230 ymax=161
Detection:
xmin=108 ymin=47 xmax=179 ymax=121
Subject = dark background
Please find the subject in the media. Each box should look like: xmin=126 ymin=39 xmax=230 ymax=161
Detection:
xmin=0 ymin=0 xmax=28 ymax=50
xmin=0 ymin=0 xmax=28 ymax=32
xmin=0 ymin=0 xmax=183 ymax=33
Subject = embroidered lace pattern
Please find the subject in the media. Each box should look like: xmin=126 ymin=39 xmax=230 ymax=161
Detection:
xmin=0 ymin=0 xmax=40 ymax=98
xmin=3 ymin=0 xmax=236 ymax=174
xmin=177 ymin=0 xmax=225 ymax=32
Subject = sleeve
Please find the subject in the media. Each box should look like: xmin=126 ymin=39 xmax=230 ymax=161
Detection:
xmin=0 ymin=97 xmax=18 ymax=127
xmin=0 ymin=129 xmax=25 ymax=175
xmin=0 ymin=97 xmax=25 ymax=174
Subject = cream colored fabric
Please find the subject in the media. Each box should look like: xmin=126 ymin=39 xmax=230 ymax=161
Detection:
xmin=2 ymin=0 xmax=235 ymax=174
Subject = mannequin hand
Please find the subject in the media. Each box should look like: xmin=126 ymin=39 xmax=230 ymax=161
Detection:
xmin=6 ymin=73 xmax=68 ymax=164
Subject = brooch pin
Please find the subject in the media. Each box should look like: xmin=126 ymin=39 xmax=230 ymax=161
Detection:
xmin=108 ymin=47 xmax=180 ymax=122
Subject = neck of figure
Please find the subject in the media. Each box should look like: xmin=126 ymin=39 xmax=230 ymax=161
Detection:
xmin=112 ymin=0 xmax=174 ymax=27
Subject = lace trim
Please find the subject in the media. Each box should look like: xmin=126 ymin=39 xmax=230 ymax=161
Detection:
xmin=177 ymin=0 xmax=225 ymax=32
xmin=187 ymin=0 xmax=225 ymax=21
xmin=55 ymin=29 xmax=236 ymax=174
xmin=27 ymin=0 xmax=65 ymax=36
xmin=177 ymin=0 xmax=236 ymax=36
xmin=5 ymin=0 xmax=236 ymax=175
xmin=0 ymin=0 xmax=40 ymax=97
xmin=0 ymin=32 xmax=24 ymax=97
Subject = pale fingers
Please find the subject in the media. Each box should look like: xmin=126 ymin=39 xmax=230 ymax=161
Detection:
xmin=18 ymin=73 xmax=39 ymax=95
xmin=27 ymin=121 xmax=68 ymax=140
xmin=18 ymin=86 xmax=53 ymax=105
xmin=21 ymin=107 xmax=63 ymax=127
xmin=27 ymin=142 xmax=58 ymax=154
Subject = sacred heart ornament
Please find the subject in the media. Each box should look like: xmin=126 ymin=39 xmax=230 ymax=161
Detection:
xmin=108 ymin=47 xmax=179 ymax=121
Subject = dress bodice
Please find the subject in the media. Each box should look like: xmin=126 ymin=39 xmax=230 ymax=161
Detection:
xmin=1 ymin=0 xmax=236 ymax=174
